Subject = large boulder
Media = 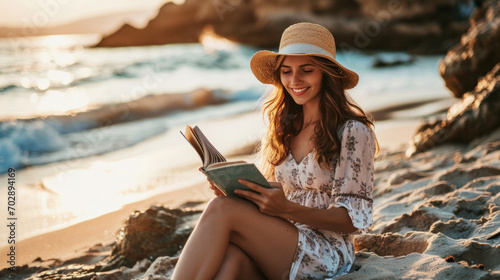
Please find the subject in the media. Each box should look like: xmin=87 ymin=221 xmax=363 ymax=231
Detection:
xmin=96 ymin=0 xmax=471 ymax=54
xmin=407 ymin=63 xmax=500 ymax=156
xmin=110 ymin=206 xmax=201 ymax=266
xmin=407 ymin=0 xmax=500 ymax=156
xmin=439 ymin=0 xmax=500 ymax=98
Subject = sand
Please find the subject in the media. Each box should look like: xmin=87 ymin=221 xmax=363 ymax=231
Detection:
xmin=0 ymin=182 xmax=212 ymax=267
xmin=1 ymin=98 xmax=499 ymax=279
xmin=340 ymin=128 xmax=500 ymax=279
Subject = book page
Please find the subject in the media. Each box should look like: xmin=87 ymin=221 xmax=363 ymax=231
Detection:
xmin=182 ymin=125 xmax=204 ymax=163
xmin=207 ymin=160 xmax=247 ymax=169
xmin=193 ymin=126 xmax=226 ymax=166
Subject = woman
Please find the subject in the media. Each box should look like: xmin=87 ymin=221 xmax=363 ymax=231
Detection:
xmin=172 ymin=22 xmax=378 ymax=280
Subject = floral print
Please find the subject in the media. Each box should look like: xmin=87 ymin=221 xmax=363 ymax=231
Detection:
xmin=275 ymin=120 xmax=376 ymax=280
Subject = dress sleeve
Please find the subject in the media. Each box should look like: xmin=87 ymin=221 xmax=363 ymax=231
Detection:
xmin=329 ymin=120 xmax=376 ymax=233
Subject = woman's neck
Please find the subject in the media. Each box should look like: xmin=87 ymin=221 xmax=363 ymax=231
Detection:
xmin=301 ymin=103 xmax=321 ymax=128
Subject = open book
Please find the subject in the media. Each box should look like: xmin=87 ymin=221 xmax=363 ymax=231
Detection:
xmin=181 ymin=125 xmax=271 ymax=197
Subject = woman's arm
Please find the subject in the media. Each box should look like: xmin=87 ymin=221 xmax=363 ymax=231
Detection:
xmin=235 ymin=180 xmax=358 ymax=233
xmin=282 ymin=199 xmax=358 ymax=233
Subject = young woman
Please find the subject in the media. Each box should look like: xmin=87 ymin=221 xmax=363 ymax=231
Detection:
xmin=172 ymin=22 xmax=378 ymax=280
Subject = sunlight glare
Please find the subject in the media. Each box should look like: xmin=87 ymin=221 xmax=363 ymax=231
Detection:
xmin=29 ymin=93 xmax=39 ymax=103
xmin=47 ymin=69 xmax=75 ymax=86
xmin=199 ymin=25 xmax=237 ymax=54
xmin=36 ymin=78 xmax=50 ymax=91
xmin=37 ymin=35 xmax=88 ymax=48
xmin=38 ymin=89 xmax=89 ymax=115
xmin=40 ymin=159 xmax=151 ymax=219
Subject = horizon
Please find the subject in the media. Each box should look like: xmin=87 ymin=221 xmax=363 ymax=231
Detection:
xmin=0 ymin=0 xmax=181 ymax=36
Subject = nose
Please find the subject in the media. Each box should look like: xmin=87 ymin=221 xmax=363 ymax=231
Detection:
xmin=291 ymin=71 xmax=303 ymax=85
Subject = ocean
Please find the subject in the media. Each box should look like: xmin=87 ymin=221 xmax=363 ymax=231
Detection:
xmin=0 ymin=33 xmax=451 ymax=241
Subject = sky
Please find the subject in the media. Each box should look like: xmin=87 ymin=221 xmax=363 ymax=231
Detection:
xmin=0 ymin=0 xmax=181 ymax=27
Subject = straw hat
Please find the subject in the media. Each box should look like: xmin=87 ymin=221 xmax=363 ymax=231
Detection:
xmin=250 ymin=22 xmax=358 ymax=89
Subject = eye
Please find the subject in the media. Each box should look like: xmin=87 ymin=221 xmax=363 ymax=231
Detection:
xmin=281 ymin=70 xmax=291 ymax=74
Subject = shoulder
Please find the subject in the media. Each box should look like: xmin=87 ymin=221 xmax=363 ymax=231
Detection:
xmin=339 ymin=120 xmax=374 ymax=138
xmin=339 ymin=120 xmax=377 ymax=151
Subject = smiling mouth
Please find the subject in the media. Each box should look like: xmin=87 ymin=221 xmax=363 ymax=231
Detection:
xmin=292 ymin=87 xmax=309 ymax=95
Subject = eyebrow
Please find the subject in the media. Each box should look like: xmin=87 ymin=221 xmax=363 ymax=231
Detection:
xmin=280 ymin=64 xmax=316 ymax=68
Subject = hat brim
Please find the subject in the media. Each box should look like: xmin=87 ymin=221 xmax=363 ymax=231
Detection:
xmin=250 ymin=50 xmax=359 ymax=89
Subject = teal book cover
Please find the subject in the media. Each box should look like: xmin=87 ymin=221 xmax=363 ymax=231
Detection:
xmin=203 ymin=163 xmax=271 ymax=197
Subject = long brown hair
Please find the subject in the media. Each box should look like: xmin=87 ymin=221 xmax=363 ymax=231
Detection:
xmin=259 ymin=55 xmax=377 ymax=179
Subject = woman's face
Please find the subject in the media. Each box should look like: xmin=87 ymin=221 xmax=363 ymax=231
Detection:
xmin=280 ymin=56 xmax=323 ymax=107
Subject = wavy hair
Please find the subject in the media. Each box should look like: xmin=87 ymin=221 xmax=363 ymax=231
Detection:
xmin=259 ymin=55 xmax=377 ymax=179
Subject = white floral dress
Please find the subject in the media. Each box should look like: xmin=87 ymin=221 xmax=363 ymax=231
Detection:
xmin=275 ymin=120 xmax=376 ymax=280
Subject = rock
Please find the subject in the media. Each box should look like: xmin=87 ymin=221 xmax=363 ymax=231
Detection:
xmin=407 ymin=63 xmax=500 ymax=156
xmin=97 ymin=1 xmax=205 ymax=46
xmin=96 ymin=0 xmax=472 ymax=54
xmin=0 ymin=265 xmax=49 ymax=280
xmin=25 ymin=205 xmax=201 ymax=279
xmin=439 ymin=0 xmax=500 ymax=98
xmin=372 ymin=54 xmax=416 ymax=68
xmin=137 ymin=256 xmax=178 ymax=280
xmin=445 ymin=255 xmax=456 ymax=262
xmin=110 ymin=205 xmax=201 ymax=266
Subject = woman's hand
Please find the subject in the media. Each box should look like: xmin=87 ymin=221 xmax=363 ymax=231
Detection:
xmin=208 ymin=178 xmax=224 ymax=197
xmin=200 ymin=168 xmax=224 ymax=197
xmin=235 ymin=180 xmax=291 ymax=217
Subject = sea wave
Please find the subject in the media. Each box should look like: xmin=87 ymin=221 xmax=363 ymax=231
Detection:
xmin=0 ymin=119 xmax=66 ymax=170
xmin=0 ymin=86 xmax=263 ymax=172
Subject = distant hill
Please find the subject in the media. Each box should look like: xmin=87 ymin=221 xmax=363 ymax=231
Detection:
xmin=0 ymin=9 xmax=158 ymax=38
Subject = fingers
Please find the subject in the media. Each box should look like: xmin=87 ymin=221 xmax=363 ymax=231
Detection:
xmin=268 ymin=181 xmax=283 ymax=189
xmin=214 ymin=188 xmax=223 ymax=197
xmin=234 ymin=188 xmax=261 ymax=202
xmin=235 ymin=179 xmax=271 ymax=205
xmin=238 ymin=179 xmax=265 ymax=193
xmin=208 ymin=182 xmax=223 ymax=197
xmin=202 ymin=171 xmax=223 ymax=197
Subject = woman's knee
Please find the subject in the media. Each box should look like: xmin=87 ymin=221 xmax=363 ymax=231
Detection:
xmin=204 ymin=196 xmax=255 ymax=216
xmin=201 ymin=196 xmax=243 ymax=223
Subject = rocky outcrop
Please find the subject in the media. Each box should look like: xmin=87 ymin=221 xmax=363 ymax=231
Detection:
xmin=97 ymin=0 xmax=472 ymax=54
xmin=109 ymin=206 xmax=201 ymax=267
xmin=96 ymin=1 xmax=205 ymax=46
xmin=407 ymin=0 xmax=500 ymax=156
xmin=407 ymin=63 xmax=500 ymax=156
xmin=439 ymin=0 xmax=500 ymax=98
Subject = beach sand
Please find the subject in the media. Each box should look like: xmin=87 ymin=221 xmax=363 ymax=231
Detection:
xmin=1 ymin=182 xmax=210 ymax=267
xmin=2 ymin=99 xmax=499 ymax=279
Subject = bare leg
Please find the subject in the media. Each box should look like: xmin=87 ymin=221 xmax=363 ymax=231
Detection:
xmin=213 ymin=244 xmax=266 ymax=280
xmin=171 ymin=197 xmax=298 ymax=280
